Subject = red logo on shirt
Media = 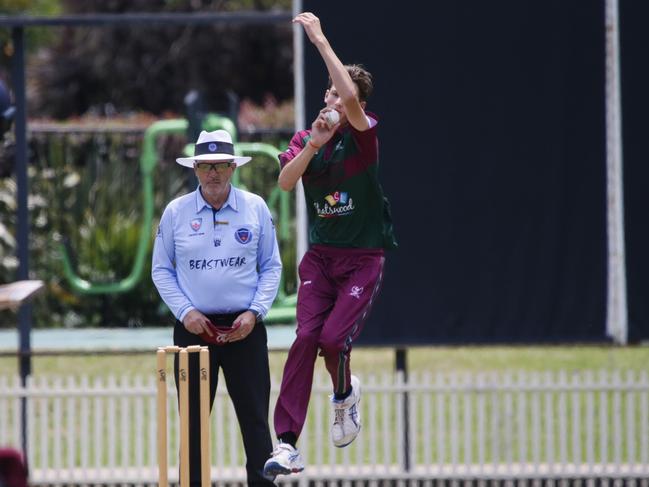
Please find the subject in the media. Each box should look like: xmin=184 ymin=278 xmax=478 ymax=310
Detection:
xmin=190 ymin=218 xmax=202 ymax=231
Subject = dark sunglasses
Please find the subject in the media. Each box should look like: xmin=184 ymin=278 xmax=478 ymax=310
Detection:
xmin=194 ymin=162 xmax=234 ymax=173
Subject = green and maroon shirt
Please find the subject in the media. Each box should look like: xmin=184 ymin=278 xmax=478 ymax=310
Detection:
xmin=279 ymin=112 xmax=397 ymax=250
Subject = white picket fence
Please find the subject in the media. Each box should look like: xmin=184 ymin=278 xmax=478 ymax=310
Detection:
xmin=1 ymin=369 xmax=649 ymax=485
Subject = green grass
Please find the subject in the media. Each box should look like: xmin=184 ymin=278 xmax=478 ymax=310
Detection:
xmin=406 ymin=345 xmax=649 ymax=372
xmin=1 ymin=344 xmax=648 ymax=377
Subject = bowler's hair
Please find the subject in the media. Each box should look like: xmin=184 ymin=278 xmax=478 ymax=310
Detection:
xmin=328 ymin=64 xmax=373 ymax=102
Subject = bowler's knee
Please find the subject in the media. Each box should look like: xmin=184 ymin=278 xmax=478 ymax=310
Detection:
xmin=294 ymin=328 xmax=320 ymax=349
xmin=318 ymin=336 xmax=345 ymax=356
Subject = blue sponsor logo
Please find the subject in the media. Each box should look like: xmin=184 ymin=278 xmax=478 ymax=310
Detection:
xmin=235 ymin=228 xmax=252 ymax=244
xmin=189 ymin=257 xmax=247 ymax=269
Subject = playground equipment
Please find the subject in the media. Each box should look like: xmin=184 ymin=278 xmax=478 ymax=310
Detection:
xmin=60 ymin=114 xmax=296 ymax=324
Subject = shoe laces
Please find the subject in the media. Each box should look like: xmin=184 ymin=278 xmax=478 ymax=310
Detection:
xmin=334 ymin=408 xmax=345 ymax=425
xmin=271 ymin=443 xmax=292 ymax=456
xmin=332 ymin=393 xmax=353 ymax=409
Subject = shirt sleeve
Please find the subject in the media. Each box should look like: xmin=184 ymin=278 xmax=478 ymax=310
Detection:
xmin=278 ymin=130 xmax=309 ymax=169
xmin=151 ymin=205 xmax=195 ymax=322
xmin=350 ymin=114 xmax=379 ymax=166
xmin=248 ymin=202 xmax=283 ymax=318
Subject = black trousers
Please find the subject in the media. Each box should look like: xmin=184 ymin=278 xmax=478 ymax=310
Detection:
xmin=173 ymin=317 xmax=275 ymax=486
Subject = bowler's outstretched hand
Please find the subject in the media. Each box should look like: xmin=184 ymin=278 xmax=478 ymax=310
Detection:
xmin=293 ymin=12 xmax=325 ymax=45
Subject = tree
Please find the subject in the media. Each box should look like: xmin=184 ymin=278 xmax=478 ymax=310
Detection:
xmin=26 ymin=0 xmax=294 ymax=118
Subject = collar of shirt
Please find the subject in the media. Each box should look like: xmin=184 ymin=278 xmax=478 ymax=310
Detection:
xmin=195 ymin=184 xmax=239 ymax=214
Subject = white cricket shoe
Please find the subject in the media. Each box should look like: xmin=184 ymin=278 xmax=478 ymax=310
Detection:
xmin=263 ymin=442 xmax=304 ymax=476
xmin=331 ymin=374 xmax=362 ymax=447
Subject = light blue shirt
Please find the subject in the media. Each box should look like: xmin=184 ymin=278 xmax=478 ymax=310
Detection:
xmin=151 ymin=185 xmax=282 ymax=322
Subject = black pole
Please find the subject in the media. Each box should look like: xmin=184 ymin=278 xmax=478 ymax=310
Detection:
xmin=395 ymin=347 xmax=410 ymax=471
xmin=12 ymin=25 xmax=31 ymax=469
xmin=226 ymin=90 xmax=240 ymax=137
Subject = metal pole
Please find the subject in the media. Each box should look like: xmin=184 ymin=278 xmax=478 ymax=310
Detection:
xmin=604 ymin=0 xmax=628 ymax=344
xmin=292 ymin=0 xmax=308 ymax=266
xmin=395 ymin=348 xmax=410 ymax=471
xmin=11 ymin=25 xmax=31 ymax=468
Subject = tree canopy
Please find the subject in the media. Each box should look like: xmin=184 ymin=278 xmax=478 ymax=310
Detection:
xmin=4 ymin=0 xmax=294 ymax=118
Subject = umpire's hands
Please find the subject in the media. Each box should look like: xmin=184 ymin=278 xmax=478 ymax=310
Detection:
xmin=182 ymin=310 xmax=214 ymax=337
xmin=227 ymin=311 xmax=257 ymax=342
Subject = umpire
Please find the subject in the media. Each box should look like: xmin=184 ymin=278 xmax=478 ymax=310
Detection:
xmin=152 ymin=129 xmax=282 ymax=485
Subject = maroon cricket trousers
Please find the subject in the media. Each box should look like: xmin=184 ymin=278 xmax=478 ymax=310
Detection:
xmin=273 ymin=244 xmax=385 ymax=439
